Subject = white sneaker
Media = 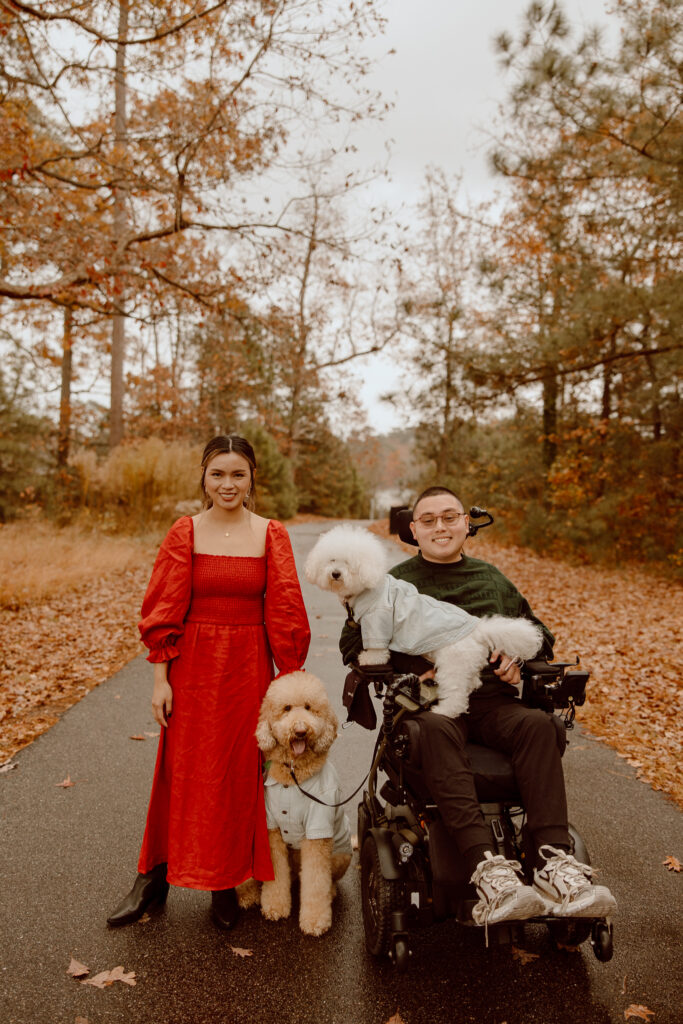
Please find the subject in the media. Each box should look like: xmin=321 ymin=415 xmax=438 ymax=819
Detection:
xmin=534 ymin=845 xmax=617 ymax=918
xmin=470 ymin=852 xmax=547 ymax=927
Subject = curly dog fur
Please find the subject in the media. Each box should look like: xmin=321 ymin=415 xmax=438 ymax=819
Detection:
xmin=237 ymin=671 xmax=352 ymax=936
xmin=305 ymin=525 xmax=544 ymax=718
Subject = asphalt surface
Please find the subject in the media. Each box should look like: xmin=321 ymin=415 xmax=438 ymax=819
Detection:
xmin=1 ymin=520 xmax=681 ymax=1024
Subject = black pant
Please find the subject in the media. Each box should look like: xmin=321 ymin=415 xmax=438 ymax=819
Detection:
xmin=415 ymin=690 xmax=569 ymax=863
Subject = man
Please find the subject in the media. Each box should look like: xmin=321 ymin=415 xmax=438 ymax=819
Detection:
xmin=341 ymin=486 xmax=616 ymax=928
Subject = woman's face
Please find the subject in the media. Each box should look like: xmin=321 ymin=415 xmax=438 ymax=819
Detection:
xmin=203 ymin=452 xmax=253 ymax=511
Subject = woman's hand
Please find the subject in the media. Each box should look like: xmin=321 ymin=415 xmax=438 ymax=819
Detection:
xmin=490 ymin=649 xmax=522 ymax=686
xmin=152 ymin=662 xmax=173 ymax=727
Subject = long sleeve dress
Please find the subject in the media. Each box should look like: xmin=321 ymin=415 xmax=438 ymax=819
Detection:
xmin=136 ymin=516 xmax=310 ymax=891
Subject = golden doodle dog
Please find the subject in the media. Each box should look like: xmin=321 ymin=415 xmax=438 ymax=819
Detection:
xmin=237 ymin=671 xmax=352 ymax=936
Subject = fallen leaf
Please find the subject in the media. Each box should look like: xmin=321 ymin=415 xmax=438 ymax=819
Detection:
xmin=66 ymin=957 xmax=90 ymax=979
xmin=138 ymin=912 xmax=151 ymax=924
xmin=82 ymin=971 xmax=113 ymax=989
xmin=555 ymin=942 xmax=581 ymax=953
xmin=129 ymin=734 xmax=146 ymax=741
xmin=511 ymin=945 xmax=540 ymax=965
xmin=144 ymin=731 xmax=160 ymax=738
xmin=385 ymin=1013 xmax=406 ymax=1024
xmin=0 ymin=760 xmax=18 ymax=774
xmin=82 ymin=965 xmax=136 ymax=988
xmin=56 ymin=775 xmax=75 ymax=788
xmin=662 ymin=855 xmax=680 ymax=872
xmin=75 ymin=1017 xmax=90 ymax=1024
xmin=624 ymin=1007 xmax=654 ymax=1021
xmin=622 ymin=975 xmax=628 ymax=995
xmin=107 ymin=965 xmax=136 ymax=986
xmin=230 ymin=946 xmax=253 ymax=958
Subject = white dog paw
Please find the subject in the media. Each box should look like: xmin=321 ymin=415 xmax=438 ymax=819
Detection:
xmin=299 ymin=906 xmax=332 ymax=936
xmin=357 ymin=648 xmax=390 ymax=666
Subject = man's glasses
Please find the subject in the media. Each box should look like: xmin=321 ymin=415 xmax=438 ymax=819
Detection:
xmin=413 ymin=510 xmax=467 ymax=528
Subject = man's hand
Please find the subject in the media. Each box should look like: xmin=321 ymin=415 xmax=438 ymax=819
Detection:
xmin=490 ymin=649 xmax=522 ymax=686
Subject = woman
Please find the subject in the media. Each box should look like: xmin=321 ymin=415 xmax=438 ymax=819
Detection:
xmin=107 ymin=435 xmax=310 ymax=931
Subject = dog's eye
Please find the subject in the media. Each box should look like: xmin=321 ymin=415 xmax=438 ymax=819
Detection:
xmin=283 ymin=704 xmax=291 ymax=712
xmin=304 ymin=703 xmax=311 ymax=710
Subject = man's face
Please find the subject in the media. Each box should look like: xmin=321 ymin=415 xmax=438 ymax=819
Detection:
xmin=409 ymin=494 xmax=469 ymax=563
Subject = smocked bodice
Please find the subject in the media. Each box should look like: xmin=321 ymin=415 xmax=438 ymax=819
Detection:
xmin=185 ymin=554 xmax=267 ymax=625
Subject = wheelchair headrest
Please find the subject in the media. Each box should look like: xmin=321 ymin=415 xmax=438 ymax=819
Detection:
xmin=390 ymin=505 xmax=495 ymax=546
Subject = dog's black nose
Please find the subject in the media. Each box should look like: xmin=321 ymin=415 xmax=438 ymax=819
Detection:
xmin=331 ymin=569 xmax=341 ymax=580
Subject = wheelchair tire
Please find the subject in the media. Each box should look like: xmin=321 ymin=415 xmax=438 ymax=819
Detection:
xmin=547 ymin=918 xmax=592 ymax=949
xmin=592 ymin=922 xmax=614 ymax=962
xmin=360 ymin=834 xmax=403 ymax=957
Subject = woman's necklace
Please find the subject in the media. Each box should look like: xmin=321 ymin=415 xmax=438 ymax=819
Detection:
xmin=206 ymin=508 xmax=247 ymax=538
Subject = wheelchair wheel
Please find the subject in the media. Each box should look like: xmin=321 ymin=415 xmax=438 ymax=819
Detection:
xmin=360 ymin=833 xmax=403 ymax=957
xmin=547 ymin=918 xmax=592 ymax=949
xmin=592 ymin=921 xmax=614 ymax=962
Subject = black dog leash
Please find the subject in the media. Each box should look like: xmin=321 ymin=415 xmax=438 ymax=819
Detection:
xmin=344 ymin=600 xmax=360 ymax=630
xmin=288 ymin=763 xmax=369 ymax=808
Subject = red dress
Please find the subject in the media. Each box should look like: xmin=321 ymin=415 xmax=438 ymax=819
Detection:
xmin=137 ymin=516 xmax=310 ymax=890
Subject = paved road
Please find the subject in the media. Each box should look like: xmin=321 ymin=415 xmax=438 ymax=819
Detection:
xmin=1 ymin=520 xmax=681 ymax=1024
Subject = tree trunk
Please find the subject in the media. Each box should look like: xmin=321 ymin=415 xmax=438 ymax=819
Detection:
xmin=285 ymin=194 xmax=319 ymax=464
xmin=109 ymin=0 xmax=129 ymax=448
xmin=542 ymin=364 xmax=558 ymax=475
xmin=57 ymin=306 xmax=73 ymax=466
xmin=435 ymin=317 xmax=456 ymax=478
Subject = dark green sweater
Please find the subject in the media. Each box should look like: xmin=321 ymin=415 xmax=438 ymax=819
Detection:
xmin=339 ymin=551 xmax=554 ymax=696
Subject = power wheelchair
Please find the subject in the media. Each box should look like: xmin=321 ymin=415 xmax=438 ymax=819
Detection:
xmin=347 ymin=507 xmax=615 ymax=971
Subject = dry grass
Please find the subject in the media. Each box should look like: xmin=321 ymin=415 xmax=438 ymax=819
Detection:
xmin=0 ymin=520 xmax=159 ymax=610
xmin=70 ymin=437 xmax=202 ymax=521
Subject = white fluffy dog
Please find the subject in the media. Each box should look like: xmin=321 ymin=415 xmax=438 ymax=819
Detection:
xmin=237 ymin=671 xmax=352 ymax=936
xmin=305 ymin=525 xmax=543 ymax=718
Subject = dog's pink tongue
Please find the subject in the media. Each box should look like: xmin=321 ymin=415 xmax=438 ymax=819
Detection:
xmin=291 ymin=738 xmax=306 ymax=758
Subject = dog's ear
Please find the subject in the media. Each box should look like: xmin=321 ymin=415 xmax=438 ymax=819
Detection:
xmin=313 ymin=706 xmax=338 ymax=754
xmin=255 ymin=709 xmax=277 ymax=753
xmin=303 ymin=550 xmax=318 ymax=585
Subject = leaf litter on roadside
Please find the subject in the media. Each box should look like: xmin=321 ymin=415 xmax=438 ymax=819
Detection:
xmin=662 ymin=855 xmax=680 ymax=872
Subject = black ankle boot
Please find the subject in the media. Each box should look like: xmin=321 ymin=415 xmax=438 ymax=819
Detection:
xmin=211 ymin=888 xmax=239 ymax=931
xmin=107 ymin=863 xmax=169 ymax=927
